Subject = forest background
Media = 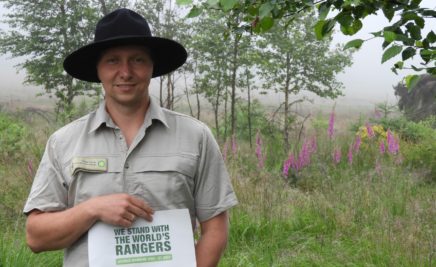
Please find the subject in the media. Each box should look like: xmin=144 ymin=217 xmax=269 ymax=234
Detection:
xmin=0 ymin=0 xmax=435 ymax=266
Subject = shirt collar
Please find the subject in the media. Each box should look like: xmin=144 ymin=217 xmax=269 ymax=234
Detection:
xmin=88 ymin=97 xmax=169 ymax=133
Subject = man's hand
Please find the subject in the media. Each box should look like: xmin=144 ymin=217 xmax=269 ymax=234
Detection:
xmin=26 ymin=193 xmax=153 ymax=252
xmin=88 ymin=193 xmax=154 ymax=227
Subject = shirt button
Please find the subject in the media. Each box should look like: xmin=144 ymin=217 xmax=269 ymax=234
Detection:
xmin=124 ymin=163 xmax=129 ymax=169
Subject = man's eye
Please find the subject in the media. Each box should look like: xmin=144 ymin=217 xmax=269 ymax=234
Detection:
xmin=133 ymin=57 xmax=147 ymax=64
xmin=106 ymin=58 xmax=118 ymax=64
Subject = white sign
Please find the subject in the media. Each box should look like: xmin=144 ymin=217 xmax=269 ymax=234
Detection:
xmin=88 ymin=209 xmax=196 ymax=267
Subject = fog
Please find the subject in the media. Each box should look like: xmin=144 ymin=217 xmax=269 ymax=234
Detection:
xmin=1 ymin=2 xmax=435 ymax=110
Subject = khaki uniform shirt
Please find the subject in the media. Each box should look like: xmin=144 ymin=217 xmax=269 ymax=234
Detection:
xmin=24 ymin=98 xmax=238 ymax=267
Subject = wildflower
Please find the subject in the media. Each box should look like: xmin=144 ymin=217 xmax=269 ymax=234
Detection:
xmin=328 ymin=108 xmax=335 ymax=139
xmin=255 ymin=130 xmax=264 ymax=168
xmin=309 ymin=136 xmax=317 ymax=154
xmin=347 ymin=144 xmax=353 ymax=165
xmin=387 ymin=129 xmax=399 ymax=154
xmin=283 ymin=154 xmax=294 ymax=177
xmin=231 ymin=134 xmax=237 ymax=155
xmin=353 ymin=135 xmax=361 ymax=152
xmin=298 ymin=141 xmax=310 ymax=169
xmin=379 ymin=140 xmax=386 ymax=154
xmin=366 ymin=123 xmax=375 ymax=139
xmin=333 ymin=148 xmax=341 ymax=164
xmin=222 ymin=140 xmax=228 ymax=161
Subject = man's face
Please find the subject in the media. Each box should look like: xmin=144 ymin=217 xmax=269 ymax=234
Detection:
xmin=97 ymin=45 xmax=153 ymax=108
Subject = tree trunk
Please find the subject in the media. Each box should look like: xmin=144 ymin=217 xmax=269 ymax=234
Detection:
xmin=159 ymin=76 xmax=164 ymax=107
xmin=183 ymin=72 xmax=194 ymax=117
xmin=283 ymin=52 xmax=291 ymax=149
xmin=196 ymin=91 xmax=201 ymax=120
xmin=224 ymin=86 xmax=228 ymax=139
xmin=98 ymin=0 xmax=108 ymax=15
xmin=246 ymin=69 xmax=253 ymax=148
xmin=230 ymin=34 xmax=240 ymax=137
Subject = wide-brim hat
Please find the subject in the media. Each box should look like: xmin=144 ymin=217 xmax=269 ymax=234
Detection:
xmin=63 ymin=8 xmax=187 ymax=83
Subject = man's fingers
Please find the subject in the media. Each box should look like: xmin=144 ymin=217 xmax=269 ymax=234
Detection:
xmin=129 ymin=196 xmax=154 ymax=214
xmin=127 ymin=203 xmax=153 ymax=222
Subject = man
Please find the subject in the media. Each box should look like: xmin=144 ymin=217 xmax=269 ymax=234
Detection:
xmin=24 ymin=8 xmax=238 ymax=267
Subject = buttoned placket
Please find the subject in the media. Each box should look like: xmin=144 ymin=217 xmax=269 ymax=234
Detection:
xmin=113 ymin=122 xmax=149 ymax=193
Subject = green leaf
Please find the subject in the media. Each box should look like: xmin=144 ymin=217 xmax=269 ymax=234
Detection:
xmin=382 ymin=45 xmax=402 ymax=63
xmin=176 ymin=0 xmax=192 ymax=5
xmin=260 ymin=16 xmax=274 ymax=31
xmin=343 ymin=39 xmax=364 ymax=50
xmin=383 ymin=31 xmax=396 ymax=42
xmin=370 ymin=31 xmax=383 ymax=37
xmin=405 ymin=74 xmax=420 ymax=91
xmin=394 ymin=61 xmax=404 ymax=69
xmin=323 ymin=19 xmax=336 ymax=36
xmin=207 ymin=0 xmax=220 ymax=5
xmin=406 ymin=23 xmax=422 ymax=40
xmin=220 ymin=0 xmax=238 ymax=12
xmin=426 ymin=31 xmax=436 ymax=43
xmin=186 ymin=6 xmax=202 ymax=18
xmin=314 ymin=20 xmax=326 ymax=40
xmin=382 ymin=7 xmax=395 ymax=21
xmin=335 ymin=11 xmax=353 ymax=27
xmin=259 ymin=3 xmax=274 ymax=18
xmin=420 ymin=49 xmax=436 ymax=63
xmin=402 ymin=47 xmax=416 ymax=61
xmin=318 ymin=3 xmax=330 ymax=20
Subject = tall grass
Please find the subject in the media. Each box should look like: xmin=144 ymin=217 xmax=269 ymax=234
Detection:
xmin=0 ymin=108 xmax=434 ymax=267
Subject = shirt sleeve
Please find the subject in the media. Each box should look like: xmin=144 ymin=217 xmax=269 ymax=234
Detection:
xmin=194 ymin=126 xmax=238 ymax=222
xmin=23 ymin=134 xmax=68 ymax=214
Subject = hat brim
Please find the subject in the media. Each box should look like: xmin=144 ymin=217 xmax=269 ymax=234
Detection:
xmin=63 ymin=36 xmax=187 ymax=83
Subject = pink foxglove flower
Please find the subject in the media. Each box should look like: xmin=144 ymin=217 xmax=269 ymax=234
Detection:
xmin=379 ymin=140 xmax=386 ymax=154
xmin=333 ymin=148 xmax=341 ymax=164
xmin=232 ymin=134 xmax=237 ymax=155
xmin=298 ymin=141 xmax=310 ymax=169
xmin=366 ymin=123 xmax=375 ymax=139
xmin=309 ymin=136 xmax=317 ymax=154
xmin=353 ymin=135 xmax=361 ymax=153
xmin=283 ymin=154 xmax=294 ymax=177
xmin=255 ymin=130 xmax=264 ymax=168
xmin=328 ymin=109 xmax=335 ymax=139
xmin=387 ymin=129 xmax=399 ymax=154
xmin=222 ymin=140 xmax=228 ymax=161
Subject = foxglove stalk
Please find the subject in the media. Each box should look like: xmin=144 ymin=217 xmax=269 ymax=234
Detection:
xmin=328 ymin=109 xmax=335 ymax=139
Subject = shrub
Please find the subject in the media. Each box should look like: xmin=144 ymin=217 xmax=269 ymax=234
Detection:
xmin=0 ymin=112 xmax=27 ymax=161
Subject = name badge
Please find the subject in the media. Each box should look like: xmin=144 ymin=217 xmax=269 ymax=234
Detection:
xmin=71 ymin=157 xmax=107 ymax=176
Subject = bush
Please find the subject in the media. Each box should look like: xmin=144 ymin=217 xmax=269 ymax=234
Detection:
xmin=0 ymin=112 xmax=27 ymax=161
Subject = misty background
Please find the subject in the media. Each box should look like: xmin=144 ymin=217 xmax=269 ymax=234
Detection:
xmin=0 ymin=1 xmax=434 ymax=110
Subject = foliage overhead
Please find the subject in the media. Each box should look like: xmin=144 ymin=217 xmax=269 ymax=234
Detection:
xmin=178 ymin=0 xmax=436 ymax=89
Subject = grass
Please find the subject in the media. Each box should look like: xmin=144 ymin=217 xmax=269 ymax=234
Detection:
xmin=221 ymin=164 xmax=435 ymax=266
xmin=0 ymin=109 xmax=435 ymax=267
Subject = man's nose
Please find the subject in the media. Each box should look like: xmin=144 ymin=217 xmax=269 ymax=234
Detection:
xmin=119 ymin=61 xmax=133 ymax=79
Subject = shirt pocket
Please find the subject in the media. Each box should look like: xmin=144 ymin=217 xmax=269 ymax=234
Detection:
xmin=126 ymin=154 xmax=197 ymax=210
xmin=66 ymin=155 xmax=124 ymax=206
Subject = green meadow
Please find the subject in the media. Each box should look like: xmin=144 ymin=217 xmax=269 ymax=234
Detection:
xmin=0 ymin=104 xmax=435 ymax=267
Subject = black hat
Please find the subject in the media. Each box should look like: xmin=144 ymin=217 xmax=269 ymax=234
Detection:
xmin=63 ymin=8 xmax=187 ymax=82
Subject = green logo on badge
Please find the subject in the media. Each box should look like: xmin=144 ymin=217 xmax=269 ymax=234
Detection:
xmin=98 ymin=160 xmax=106 ymax=167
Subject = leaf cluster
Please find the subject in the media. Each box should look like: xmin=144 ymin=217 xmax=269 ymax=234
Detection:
xmin=180 ymin=0 xmax=436 ymax=91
